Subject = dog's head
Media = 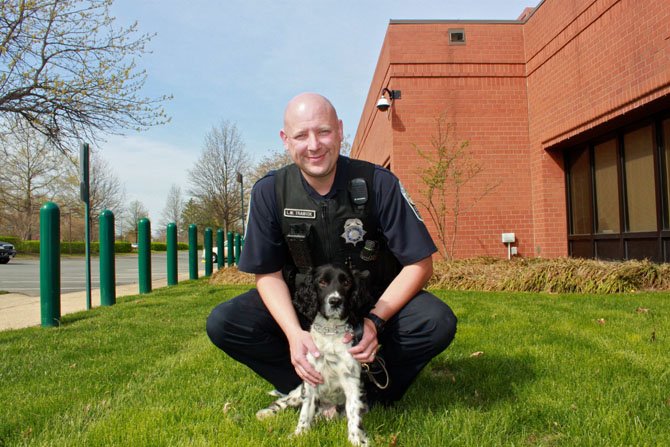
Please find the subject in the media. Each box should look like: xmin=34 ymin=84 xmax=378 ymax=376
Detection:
xmin=293 ymin=264 xmax=371 ymax=325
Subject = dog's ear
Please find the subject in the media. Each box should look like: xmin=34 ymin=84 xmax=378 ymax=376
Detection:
xmin=293 ymin=270 xmax=318 ymax=322
xmin=348 ymin=270 xmax=374 ymax=326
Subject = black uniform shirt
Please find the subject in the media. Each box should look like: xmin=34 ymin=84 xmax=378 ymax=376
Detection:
xmin=238 ymin=156 xmax=437 ymax=274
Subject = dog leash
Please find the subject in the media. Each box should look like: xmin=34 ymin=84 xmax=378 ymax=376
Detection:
xmin=362 ymin=356 xmax=390 ymax=390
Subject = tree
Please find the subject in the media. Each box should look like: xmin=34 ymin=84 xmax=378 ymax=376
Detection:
xmin=250 ymin=147 xmax=292 ymax=184
xmin=122 ymin=199 xmax=148 ymax=243
xmin=88 ymin=151 xmax=125 ymax=237
xmin=0 ymin=0 xmax=170 ymax=151
xmin=416 ymin=114 xmax=499 ymax=259
xmin=0 ymin=124 xmax=74 ymax=239
xmin=188 ymin=121 xmax=250 ymax=233
xmin=160 ymin=183 xmax=185 ymax=240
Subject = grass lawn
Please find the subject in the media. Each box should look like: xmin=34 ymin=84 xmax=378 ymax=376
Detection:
xmin=1 ymin=279 xmax=669 ymax=446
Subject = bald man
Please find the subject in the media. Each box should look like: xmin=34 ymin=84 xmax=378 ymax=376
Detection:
xmin=207 ymin=93 xmax=457 ymax=406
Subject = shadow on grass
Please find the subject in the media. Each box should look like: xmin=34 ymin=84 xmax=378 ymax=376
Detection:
xmin=405 ymin=353 xmax=537 ymax=411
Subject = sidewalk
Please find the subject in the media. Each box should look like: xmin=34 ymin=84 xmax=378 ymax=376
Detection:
xmin=0 ymin=273 xmax=194 ymax=331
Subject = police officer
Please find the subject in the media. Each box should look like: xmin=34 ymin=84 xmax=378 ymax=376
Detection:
xmin=206 ymin=92 xmax=457 ymax=405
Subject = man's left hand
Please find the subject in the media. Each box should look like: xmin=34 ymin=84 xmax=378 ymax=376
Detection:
xmin=346 ymin=318 xmax=379 ymax=364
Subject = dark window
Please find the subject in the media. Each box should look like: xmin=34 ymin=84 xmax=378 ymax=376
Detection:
xmin=449 ymin=29 xmax=465 ymax=45
xmin=623 ymin=125 xmax=656 ymax=232
xmin=565 ymin=113 xmax=670 ymax=262
xmin=593 ymin=138 xmax=620 ymax=234
xmin=567 ymin=147 xmax=591 ymax=235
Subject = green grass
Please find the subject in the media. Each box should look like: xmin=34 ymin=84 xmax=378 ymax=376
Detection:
xmin=1 ymin=280 xmax=669 ymax=446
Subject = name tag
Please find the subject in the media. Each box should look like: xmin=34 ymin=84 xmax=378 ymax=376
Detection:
xmin=284 ymin=208 xmax=316 ymax=219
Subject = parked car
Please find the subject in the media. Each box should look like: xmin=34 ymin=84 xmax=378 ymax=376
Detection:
xmin=0 ymin=241 xmax=17 ymax=264
xmin=201 ymin=243 xmax=228 ymax=264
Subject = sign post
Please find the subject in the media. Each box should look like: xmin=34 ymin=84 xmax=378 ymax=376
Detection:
xmin=80 ymin=143 xmax=92 ymax=310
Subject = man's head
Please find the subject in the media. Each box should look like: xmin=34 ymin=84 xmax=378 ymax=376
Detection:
xmin=280 ymin=93 xmax=343 ymax=193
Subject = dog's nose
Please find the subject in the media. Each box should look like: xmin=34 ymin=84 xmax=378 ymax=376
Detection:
xmin=328 ymin=296 xmax=342 ymax=307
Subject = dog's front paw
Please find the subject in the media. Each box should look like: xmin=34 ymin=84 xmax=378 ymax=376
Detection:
xmin=348 ymin=430 xmax=368 ymax=446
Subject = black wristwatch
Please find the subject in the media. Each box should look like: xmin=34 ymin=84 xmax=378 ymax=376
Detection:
xmin=366 ymin=312 xmax=386 ymax=335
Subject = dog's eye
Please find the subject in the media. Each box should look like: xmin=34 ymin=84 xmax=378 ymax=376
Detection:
xmin=319 ymin=279 xmax=328 ymax=287
xmin=343 ymin=279 xmax=351 ymax=287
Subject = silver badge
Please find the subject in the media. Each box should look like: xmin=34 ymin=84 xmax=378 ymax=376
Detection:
xmin=341 ymin=218 xmax=366 ymax=246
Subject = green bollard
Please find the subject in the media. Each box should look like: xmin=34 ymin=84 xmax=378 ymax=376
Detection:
xmin=227 ymin=231 xmax=234 ymax=267
xmin=167 ymin=223 xmax=178 ymax=286
xmin=189 ymin=224 xmax=198 ymax=280
xmin=40 ymin=202 xmax=61 ymax=327
xmin=204 ymin=227 xmax=213 ymax=277
xmin=216 ymin=229 xmax=224 ymax=269
xmin=99 ymin=210 xmax=116 ymax=306
xmin=235 ymin=233 xmax=242 ymax=265
xmin=138 ymin=218 xmax=151 ymax=294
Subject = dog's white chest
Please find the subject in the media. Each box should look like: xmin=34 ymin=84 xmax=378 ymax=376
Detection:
xmin=307 ymin=328 xmax=361 ymax=404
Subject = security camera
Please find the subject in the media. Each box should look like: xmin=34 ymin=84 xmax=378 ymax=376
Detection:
xmin=376 ymin=96 xmax=391 ymax=112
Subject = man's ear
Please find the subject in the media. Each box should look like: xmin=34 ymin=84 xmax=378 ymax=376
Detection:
xmin=279 ymin=129 xmax=289 ymax=149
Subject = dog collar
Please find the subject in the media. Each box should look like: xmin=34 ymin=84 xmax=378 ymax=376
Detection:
xmin=311 ymin=321 xmax=352 ymax=336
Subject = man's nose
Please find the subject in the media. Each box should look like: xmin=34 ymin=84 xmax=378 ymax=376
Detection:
xmin=306 ymin=132 xmax=320 ymax=150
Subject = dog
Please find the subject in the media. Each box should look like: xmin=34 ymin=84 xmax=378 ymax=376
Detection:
xmin=256 ymin=264 xmax=374 ymax=446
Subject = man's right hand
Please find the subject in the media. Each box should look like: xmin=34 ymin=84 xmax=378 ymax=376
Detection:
xmin=288 ymin=330 xmax=323 ymax=387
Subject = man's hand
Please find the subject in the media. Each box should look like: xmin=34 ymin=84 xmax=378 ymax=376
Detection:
xmin=288 ymin=330 xmax=323 ymax=387
xmin=347 ymin=318 xmax=379 ymax=364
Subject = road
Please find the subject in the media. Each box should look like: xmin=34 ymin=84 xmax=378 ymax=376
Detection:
xmin=0 ymin=252 xmax=194 ymax=296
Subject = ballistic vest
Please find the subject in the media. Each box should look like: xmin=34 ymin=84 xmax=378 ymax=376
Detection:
xmin=275 ymin=158 xmax=401 ymax=297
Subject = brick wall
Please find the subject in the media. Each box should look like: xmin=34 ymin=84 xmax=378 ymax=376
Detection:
xmin=353 ymin=0 xmax=670 ymax=259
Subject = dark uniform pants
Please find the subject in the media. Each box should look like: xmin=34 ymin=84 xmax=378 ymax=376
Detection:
xmin=206 ymin=289 xmax=457 ymax=404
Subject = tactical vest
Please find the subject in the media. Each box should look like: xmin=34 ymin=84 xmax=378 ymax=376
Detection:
xmin=275 ymin=158 xmax=401 ymax=297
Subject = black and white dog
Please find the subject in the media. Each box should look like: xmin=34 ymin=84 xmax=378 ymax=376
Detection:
xmin=256 ymin=264 xmax=373 ymax=446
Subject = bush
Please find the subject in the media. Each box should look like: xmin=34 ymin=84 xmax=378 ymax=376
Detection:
xmin=430 ymin=257 xmax=670 ymax=293
xmin=0 ymin=236 xmax=21 ymax=246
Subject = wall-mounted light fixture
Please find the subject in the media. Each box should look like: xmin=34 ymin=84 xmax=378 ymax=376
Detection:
xmin=376 ymin=87 xmax=401 ymax=112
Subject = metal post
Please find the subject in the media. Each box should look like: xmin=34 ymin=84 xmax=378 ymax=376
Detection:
xmin=204 ymin=227 xmax=213 ymax=277
xmin=237 ymin=172 xmax=245 ymax=236
xmin=167 ymin=222 xmax=178 ymax=286
xmin=235 ymin=233 xmax=242 ymax=265
xmin=189 ymin=224 xmax=198 ymax=280
xmin=99 ymin=210 xmax=116 ymax=306
xmin=216 ymin=229 xmax=224 ymax=269
xmin=138 ymin=218 xmax=151 ymax=294
xmin=80 ymin=143 xmax=92 ymax=311
xmin=227 ymin=231 xmax=234 ymax=267
xmin=40 ymin=202 xmax=61 ymax=327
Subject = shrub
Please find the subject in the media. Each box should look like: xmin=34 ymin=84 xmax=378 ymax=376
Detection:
xmin=151 ymin=242 xmax=167 ymax=251
xmin=430 ymin=257 xmax=670 ymax=293
xmin=0 ymin=236 xmax=21 ymax=246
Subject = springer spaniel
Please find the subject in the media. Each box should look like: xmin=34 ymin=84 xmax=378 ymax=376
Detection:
xmin=256 ymin=264 xmax=374 ymax=446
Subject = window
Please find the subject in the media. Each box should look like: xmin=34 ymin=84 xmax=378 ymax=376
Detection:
xmin=593 ymin=139 xmax=620 ymax=234
xmin=449 ymin=29 xmax=465 ymax=45
xmin=623 ymin=126 xmax=656 ymax=232
xmin=663 ymin=119 xmax=670 ymax=229
xmin=568 ymin=148 xmax=591 ymax=235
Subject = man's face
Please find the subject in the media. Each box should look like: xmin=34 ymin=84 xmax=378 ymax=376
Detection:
xmin=280 ymin=95 xmax=343 ymax=186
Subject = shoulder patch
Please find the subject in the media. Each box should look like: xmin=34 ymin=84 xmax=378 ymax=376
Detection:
xmin=398 ymin=182 xmax=423 ymax=222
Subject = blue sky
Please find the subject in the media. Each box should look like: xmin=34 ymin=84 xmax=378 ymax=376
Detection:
xmin=101 ymin=0 xmax=536 ymax=224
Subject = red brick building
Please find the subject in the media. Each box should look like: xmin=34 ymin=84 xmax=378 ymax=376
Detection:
xmin=352 ymin=0 xmax=670 ymax=261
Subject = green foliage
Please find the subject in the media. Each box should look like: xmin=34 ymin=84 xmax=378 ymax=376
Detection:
xmin=17 ymin=241 xmax=132 ymax=254
xmin=151 ymin=242 xmax=167 ymax=251
xmin=0 ymin=235 xmax=20 ymax=246
xmin=0 ymin=282 xmax=669 ymax=446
